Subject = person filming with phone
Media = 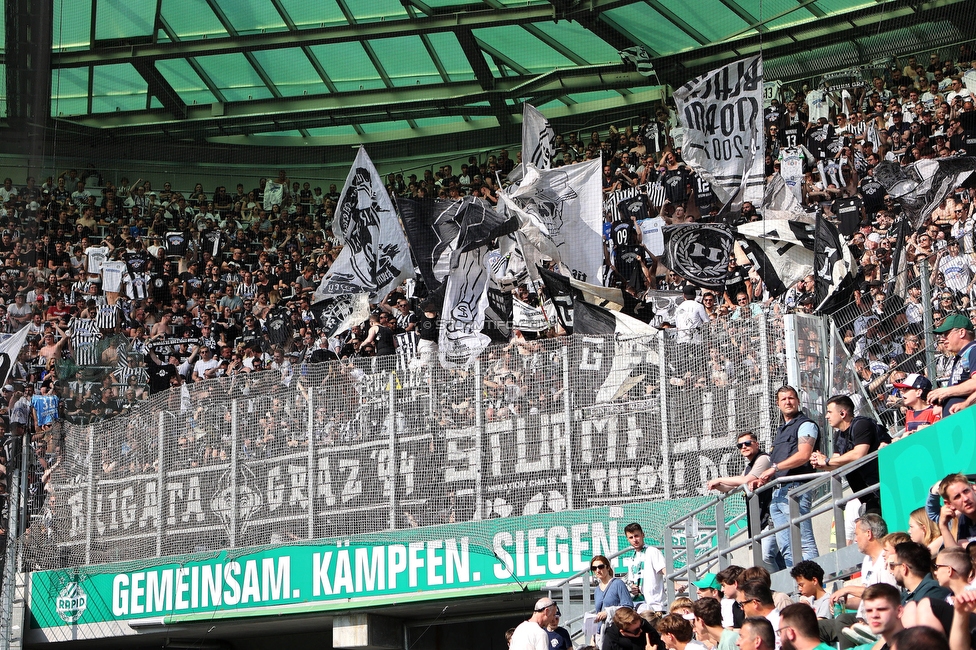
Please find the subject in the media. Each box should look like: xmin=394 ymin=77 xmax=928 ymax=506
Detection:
xmin=926 ymin=473 xmax=976 ymax=549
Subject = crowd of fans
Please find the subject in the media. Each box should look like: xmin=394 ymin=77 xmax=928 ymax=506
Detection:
xmin=0 ymin=44 xmax=975 ymax=604
xmin=507 ymin=493 xmax=976 ymax=650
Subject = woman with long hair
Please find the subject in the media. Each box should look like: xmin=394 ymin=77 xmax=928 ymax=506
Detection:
xmin=908 ymin=506 xmax=943 ymax=555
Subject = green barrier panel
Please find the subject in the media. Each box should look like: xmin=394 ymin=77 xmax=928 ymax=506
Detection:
xmin=879 ymin=408 xmax=976 ymax=532
xmin=30 ymin=496 xmax=739 ymax=631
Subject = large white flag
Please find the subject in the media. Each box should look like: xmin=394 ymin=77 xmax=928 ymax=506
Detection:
xmin=673 ymin=55 xmax=765 ymax=210
xmin=316 ymin=146 xmax=414 ymax=303
xmin=439 ymin=249 xmax=492 ymax=369
xmin=0 ymin=326 xmax=30 ymax=387
xmin=507 ymin=159 xmax=604 ymax=285
xmin=522 ymin=103 xmax=555 ymax=171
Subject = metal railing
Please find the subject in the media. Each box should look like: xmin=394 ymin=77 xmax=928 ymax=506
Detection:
xmin=664 ymin=450 xmax=883 ymax=601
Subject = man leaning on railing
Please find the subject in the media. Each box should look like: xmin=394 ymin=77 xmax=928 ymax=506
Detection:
xmin=749 ymin=385 xmax=820 ymax=568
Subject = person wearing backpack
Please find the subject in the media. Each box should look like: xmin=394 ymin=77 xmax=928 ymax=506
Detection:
xmin=812 ymin=394 xmax=888 ymax=515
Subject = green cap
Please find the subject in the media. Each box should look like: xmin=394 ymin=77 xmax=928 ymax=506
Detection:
xmin=933 ymin=313 xmax=974 ymax=333
xmin=692 ymin=573 xmax=721 ymax=590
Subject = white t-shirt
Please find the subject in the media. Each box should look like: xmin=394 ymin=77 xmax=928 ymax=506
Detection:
xmin=509 ymin=619 xmax=548 ymax=650
xmin=674 ymin=298 xmax=709 ymax=344
xmin=193 ymin=357 xmax=220 ymax=380
xmin=627 ymin=545 xmax=666 ymax=612
xmin=855 ymin=552 xmax=898 ymax=618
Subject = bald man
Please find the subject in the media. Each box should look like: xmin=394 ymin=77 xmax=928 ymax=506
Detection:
xmin=510 ymin=597 xmax=558 ymax=650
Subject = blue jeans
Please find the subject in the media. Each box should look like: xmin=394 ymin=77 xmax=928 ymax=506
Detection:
xmin=769 ymin=482 xmax=818 ymax=567
xmin=762 ymin=528 xmax=786 ymax=572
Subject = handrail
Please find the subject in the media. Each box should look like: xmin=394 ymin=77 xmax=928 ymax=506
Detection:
xmin=550 ymin=545 xmax=638 ymax=643
xmin=664 ymin=448 xmax=884 ymax=601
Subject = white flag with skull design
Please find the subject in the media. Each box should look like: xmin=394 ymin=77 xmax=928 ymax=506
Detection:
xmin=439 ymin=248 xmax=492 ymax=369
xmin=315 ymin=146 xmax=414 ymax=303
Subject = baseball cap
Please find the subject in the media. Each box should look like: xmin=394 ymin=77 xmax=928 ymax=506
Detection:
xmin=933 ymin=313 xmax=975 ymax=333
xmin=692 ymin=573 xmax=721 ymax=590
xmin=534 ymin=597 xmax=557 ymax=612
xmin=2 ymin=384 xmax=13 ymax=392
xmin=893 ymin=373 xmax=932 ymax=391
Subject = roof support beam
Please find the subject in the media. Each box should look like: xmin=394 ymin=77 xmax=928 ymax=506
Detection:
xmin=457 ymin=29 xmax=514 ymax=127
xmin=52 ymin=4 xmax=565 ymax=68
xmin=56 ymin=67 xmax=647 ymax=136
xmin=642 ymin=0 xmax=709 ymax=45
xmin=131 ymin=59 xmax=188 ymax=120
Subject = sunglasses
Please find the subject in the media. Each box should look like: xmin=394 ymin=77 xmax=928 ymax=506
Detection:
xmin=736 ymin=441 xmax=754 ymax=449
xmin=590 ymin=564 xmax=608 ymax=572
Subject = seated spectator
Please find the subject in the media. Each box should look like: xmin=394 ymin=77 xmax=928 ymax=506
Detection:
xmin=889 ymin=541 xmax=951 ymax=603
xmin=790 ymin=560 xmax=831 ymax=618
xmin=927 ymin=473 xmax=976 ymax=549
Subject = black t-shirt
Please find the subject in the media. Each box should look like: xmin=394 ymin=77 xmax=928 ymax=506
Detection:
xmin=834 ymin=416 xmax=885 ymax=497
xmin=147 ymin=361 xmax=178 ymax=394
xmin=661 ymin=167 xmax=691 ymax=203
xmin=614 ymin=244 xmax=649 ymax=292
xmin=611 ymin=221 xmax=639 ymax=249
xmin=416 ymin=311 xmax=438 ymax=342
xmin=832 ymin=197 xmax=865 ymax=237
xmin=859 ymin=176 xmax=886 ymax=215
xmin=779 ymin=123 xmax=805 ymax=148
xmin=724 ymin=266 xmax=749 ymax=302
xmin=123 ymin=250 xmax=152 ymax=275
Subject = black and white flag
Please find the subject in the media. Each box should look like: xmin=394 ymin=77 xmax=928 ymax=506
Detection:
xmin=573 ymin=299 xmax=658 ymax=338
xmin=316 ymin=146 xmax=414 ymax=302
xmin=522 ymin=103 xmax=555 ymax=170
xmin=658 ymin=224 xmax=734 ymax=290
xmin=673 ymin=55 xmax=765 ymax=210
xmin=512 ymin=297 xmax=556 ymax=332
xmin=0 ymin=326 xmax=30 ymax=388
xmin=398 ymin=196 xmax=518 ymax=293
xmin=874 ymin=158 xmax=976 ymax=229
xmin=603 ymin=183 xmax=666 ymax=218
xmin=311 ymin=293 xmax=371 ymax=338
xmin=439 ymin=249 xmax=492 ymax=369
xmin=506 ymin=158 xmax=604 ymax=284
xmin=619 ymin=46 xmax=656 ymax=77
xmin=736 ymin=219 xmax=817 ymax=297
xmin=538 ymin=265 xmax=575 ymax=331
xmin=813 ymin=214 xmax=857 ymax=314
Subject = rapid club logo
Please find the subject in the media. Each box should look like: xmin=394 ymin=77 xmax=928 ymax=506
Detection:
xmin=56 ymin=581 xmax=88 ymax=623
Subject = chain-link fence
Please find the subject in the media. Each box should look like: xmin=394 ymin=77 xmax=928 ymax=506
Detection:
xmin=17 ymin=317 xmax=784 ymax=575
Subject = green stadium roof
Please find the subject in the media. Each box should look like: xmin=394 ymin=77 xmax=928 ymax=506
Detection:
xmin=4 ymin=0 xmax=975 ymax=157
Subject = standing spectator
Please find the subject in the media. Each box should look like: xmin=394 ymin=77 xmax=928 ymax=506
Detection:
xmin=509 ymin=597 xmax=557 ymax=650
xmin=752 ymin=386 xmax=819 ymax=567
xmin=624 ymin=521 xmax=666 ymax=614
xmin=592 ymin=554 xmax=634 ymax=624
xmin=927 ymin=313 xmax=976 ymax=414
xmin=708 ymin=431 xmax=781 ymax=569
xmin=812 ymin=394 xmax=886 ymax=515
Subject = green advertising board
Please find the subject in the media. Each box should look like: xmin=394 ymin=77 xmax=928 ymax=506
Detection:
xmin=879 ymin=407 xmax=976 ymax=531
xmin=30 ymin=496 xmax=728 ymax=631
